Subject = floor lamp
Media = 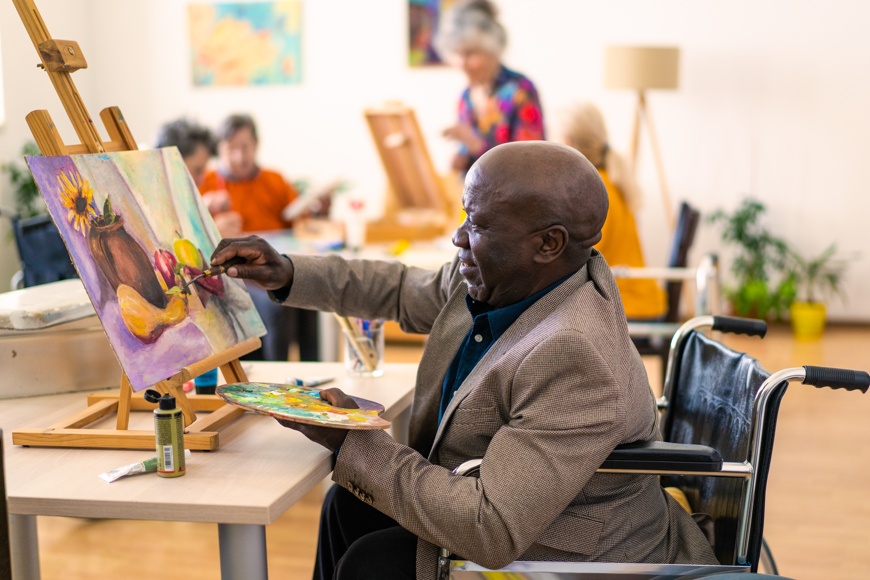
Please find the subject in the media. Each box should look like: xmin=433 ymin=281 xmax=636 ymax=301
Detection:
xmin=605 ymin=45 xmax=680 ymax=231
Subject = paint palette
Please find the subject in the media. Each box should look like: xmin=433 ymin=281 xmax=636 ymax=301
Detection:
xmin=216 ymin=382 xmax=390 ymax=430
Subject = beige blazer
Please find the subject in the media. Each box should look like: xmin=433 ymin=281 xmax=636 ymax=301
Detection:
xmin=284 ymin=251 xmax=716 ymax=579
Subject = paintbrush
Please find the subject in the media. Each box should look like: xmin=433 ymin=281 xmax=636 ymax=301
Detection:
xmin=180 ymin=257 xmax=246 ymax=291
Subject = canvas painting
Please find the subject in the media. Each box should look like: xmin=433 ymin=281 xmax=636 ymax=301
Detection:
xmin=188 ymin=1 xmax=302 ymax=86
xmin=26 ymin=149 xmax=266 ymax=391
xmin=408 ymin=0 xmax=454 ymax=67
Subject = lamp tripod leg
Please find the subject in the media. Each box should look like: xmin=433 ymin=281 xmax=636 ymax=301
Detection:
xmin=629 ymin=92 xmax=643 ymax=170
xmin=638 ymin=96 xmax=676 ymax=232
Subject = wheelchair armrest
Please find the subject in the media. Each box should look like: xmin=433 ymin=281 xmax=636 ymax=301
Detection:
xmin=452 ymin=442 xmax=724 ymax=478
xmin=600 ymin=441 xmax=723 ymax=472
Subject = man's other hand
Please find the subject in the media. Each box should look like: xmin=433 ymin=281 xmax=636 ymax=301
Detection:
xmin=202 ymin=190 xmax=232 ymax=214
xmin=276 ymin=388 xmax=360 ymax=452
xmin=210 ymin=236 xmax=294 ymax=290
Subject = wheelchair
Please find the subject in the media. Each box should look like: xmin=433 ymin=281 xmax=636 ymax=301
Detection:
xmin=10 ymin=214 xmax=78 ymax=289
xmin=438 ymin=315 xmax=870 ymax=579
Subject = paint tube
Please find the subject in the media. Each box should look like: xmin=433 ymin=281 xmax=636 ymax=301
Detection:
xmin=99 ymin=449 xmax=192 ymax=483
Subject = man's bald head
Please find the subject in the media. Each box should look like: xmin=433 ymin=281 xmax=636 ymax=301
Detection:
xmin=466 ymin=142 xmax=609 ymax=258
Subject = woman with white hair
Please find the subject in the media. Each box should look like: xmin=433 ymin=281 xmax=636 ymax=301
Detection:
xmin=564 ymin=102 xmax=666 ymax=319
xmin=436 ymin=0 xmax=544 ymax=173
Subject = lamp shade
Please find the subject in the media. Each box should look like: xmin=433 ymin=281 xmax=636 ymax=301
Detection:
xmin=604 ymin=46 xmax=680 ymax=90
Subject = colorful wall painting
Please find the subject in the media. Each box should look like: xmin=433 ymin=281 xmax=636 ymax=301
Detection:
xmin=26 ymin=148 xmax=266 ymax=391
xmin=188 ymin=1 xmax=302 ymax=87
xmin=408 ymin=0 xmax=453 ymax=67
xmin=217 ymin=382 xmax=390 ymax=429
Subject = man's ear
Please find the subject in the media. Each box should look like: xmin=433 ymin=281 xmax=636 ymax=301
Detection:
xmin=532 ymin=226 xmax=568 ymax=264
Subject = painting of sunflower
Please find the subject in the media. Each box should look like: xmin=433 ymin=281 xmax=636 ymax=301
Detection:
xmin=58 ymin=169 xmax=97 ymax=235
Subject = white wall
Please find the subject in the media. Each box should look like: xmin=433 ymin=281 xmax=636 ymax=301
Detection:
xmin=1 ymin=0 xmax=868 ymax=320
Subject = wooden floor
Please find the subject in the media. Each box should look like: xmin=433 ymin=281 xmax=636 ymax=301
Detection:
xmin=27 ymin=326 xmax=870 ymax=579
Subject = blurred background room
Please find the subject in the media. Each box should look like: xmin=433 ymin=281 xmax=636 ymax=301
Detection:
xmin=1 ymin=1 xmax=869 ymax=578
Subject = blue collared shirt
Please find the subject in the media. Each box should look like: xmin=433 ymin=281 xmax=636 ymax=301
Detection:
xmin=438 ymin=276 xmax=570 ymax=423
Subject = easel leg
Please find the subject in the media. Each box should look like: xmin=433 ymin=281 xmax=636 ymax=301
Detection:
xmin=116 ymin=374 xmax=133 ymax=430
xmin=168 ymin=384 xmax=197 ymax=427
xmin=220 ymin=358 xmax=248 ymax=383
xmin=218 ymin=523 xmax=268 ymax=580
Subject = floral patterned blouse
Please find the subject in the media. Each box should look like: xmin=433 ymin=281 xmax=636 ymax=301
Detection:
xmin=456 ymin=65 xmax=545 ymax=172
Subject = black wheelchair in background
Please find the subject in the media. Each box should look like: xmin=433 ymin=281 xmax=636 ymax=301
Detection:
xmin=438 ymin=315 xmax=870 ymax=579
xmin=8 ymin=213 xmax=77 ymax=289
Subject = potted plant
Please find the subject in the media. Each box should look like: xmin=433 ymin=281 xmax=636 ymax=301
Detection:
xmin=788 ymin=244 xmax=849 ymax=341
xmin=1 ymin=141 xmax=78 ymax=287
xmin=708 ymin=198 xmax=795 ymax=321
xmin=1 ymin=141 xmax=44 ymax=219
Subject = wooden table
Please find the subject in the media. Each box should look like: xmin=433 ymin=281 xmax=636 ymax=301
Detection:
xmin=2 ymin=362 xmax=417 ymax=580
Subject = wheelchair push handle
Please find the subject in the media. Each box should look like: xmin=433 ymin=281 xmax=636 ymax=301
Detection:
xmin=711 ymin=316 xmax=768 ymax=338
xmin=803 ymin=366 xmax=870 ymax=393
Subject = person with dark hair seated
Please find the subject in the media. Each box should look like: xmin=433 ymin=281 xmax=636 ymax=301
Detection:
xmin=210 ymin=141 xmax=718 ymax=580
xmin=154 ymin=117 xmax=216 ymax=188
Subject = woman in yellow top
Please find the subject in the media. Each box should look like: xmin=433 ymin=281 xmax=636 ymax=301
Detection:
xmin=564 ymin=102 xmax=666 ymax=319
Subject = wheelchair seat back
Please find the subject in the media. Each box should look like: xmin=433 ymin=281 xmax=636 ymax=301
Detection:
xmin=662 ymin=331 xmax=786 ymax=569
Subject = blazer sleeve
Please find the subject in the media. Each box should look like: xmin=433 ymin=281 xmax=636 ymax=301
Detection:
xmin=332 ymin=328 xmax=627 ymax=569
xmin=275 ymin=253 xmax=459 ymax=335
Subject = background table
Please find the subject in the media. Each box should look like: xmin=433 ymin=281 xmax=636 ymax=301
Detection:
xmin=2 ymin=361 xmax=417 ymax=580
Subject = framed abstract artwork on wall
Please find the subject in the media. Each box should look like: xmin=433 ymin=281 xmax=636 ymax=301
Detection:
xmin=408 ymin=0 xmax=455 ymax=67
xmin=188 ymin=1 xmax=302 ymax=86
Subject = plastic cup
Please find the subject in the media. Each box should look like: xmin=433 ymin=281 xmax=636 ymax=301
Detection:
xmin=342 ymin=318 xmax=384 ymax=377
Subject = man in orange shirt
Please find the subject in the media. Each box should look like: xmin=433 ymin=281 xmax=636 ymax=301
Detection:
xmin=200 ymin=113 xmax=300 ymax=236
xmin=200 ymin=113 xmax=317 ymax=361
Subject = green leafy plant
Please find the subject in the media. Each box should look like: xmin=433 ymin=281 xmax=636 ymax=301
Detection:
xmin=708 ymin=198 xmax=795 ymax=320
xmin=790 ymin=244 xmax=849 ymax=304
xmin=0 ymin=141 xmax=44 ymax=219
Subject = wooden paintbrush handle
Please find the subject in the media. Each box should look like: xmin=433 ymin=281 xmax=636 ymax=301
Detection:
xmin=334 ymin=315 xmax=377 ymax=372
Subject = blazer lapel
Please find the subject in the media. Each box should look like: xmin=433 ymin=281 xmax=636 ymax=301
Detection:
xmin=408 ymin=281 xmax=473 ymax=455
xmin=428 ymin=264 xmax=591 ymax=456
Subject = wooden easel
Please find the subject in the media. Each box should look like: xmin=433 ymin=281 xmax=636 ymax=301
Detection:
xmin=10 ymin=0 xmax=257 ymax=451
xmin=364 ymin=102 xmax=461 ymax=242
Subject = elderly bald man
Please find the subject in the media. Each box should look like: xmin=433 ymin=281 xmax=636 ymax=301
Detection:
xmin=211 ymin=141 xmax=717 ymax=580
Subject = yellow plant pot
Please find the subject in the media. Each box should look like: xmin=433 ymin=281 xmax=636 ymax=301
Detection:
xmin=790 ymin=301 xmax=827 ymax=341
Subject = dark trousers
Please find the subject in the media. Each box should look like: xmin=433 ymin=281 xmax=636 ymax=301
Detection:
xmin=315 ymin=484 xmax=417 ymax=580
xmin=244 ymin=282 xmax=320 ymax=361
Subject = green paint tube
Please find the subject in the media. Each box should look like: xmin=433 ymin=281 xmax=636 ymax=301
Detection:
xmin=99 ymin=449 xmax=191 ymax=483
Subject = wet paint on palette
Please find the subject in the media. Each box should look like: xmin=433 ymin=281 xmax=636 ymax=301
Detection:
xmin=216 ymin=382 xmax=390 ymax=430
